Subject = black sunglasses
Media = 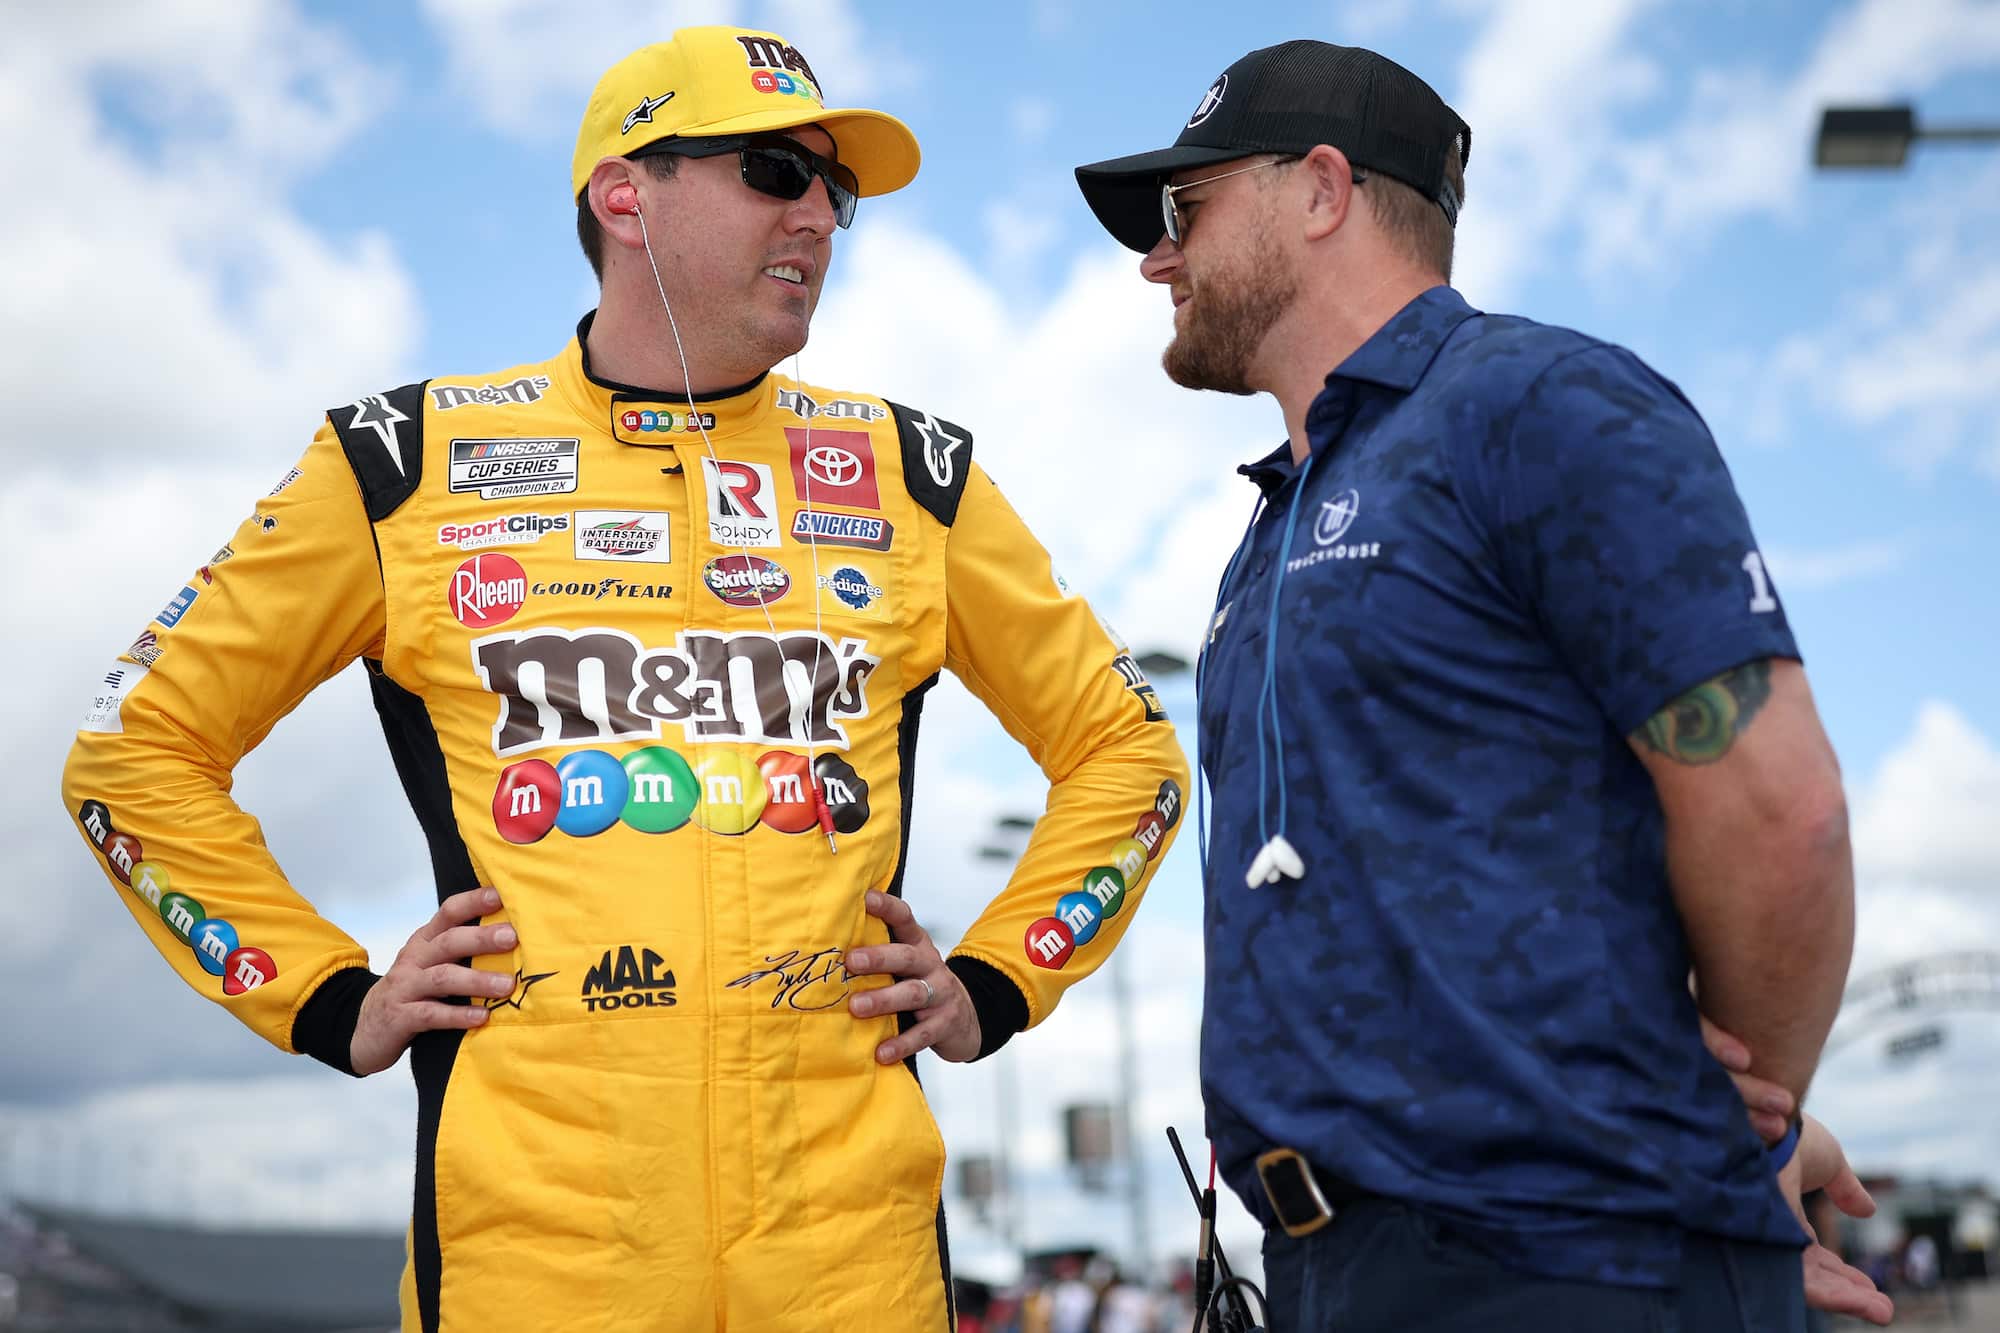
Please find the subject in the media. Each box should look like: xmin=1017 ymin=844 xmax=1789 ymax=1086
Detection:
xmin=639 ymin=135 xmax=859 ymax=229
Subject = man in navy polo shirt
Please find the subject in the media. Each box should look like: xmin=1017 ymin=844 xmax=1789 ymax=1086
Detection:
xmin=1076 ymin=40 xmax=1894 ymax=1332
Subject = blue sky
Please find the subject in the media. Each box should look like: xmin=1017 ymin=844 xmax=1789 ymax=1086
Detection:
xmin=3 ymin=0 xmax=1997 ymax=1279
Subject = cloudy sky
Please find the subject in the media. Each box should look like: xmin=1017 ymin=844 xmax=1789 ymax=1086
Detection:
xmin=3 ymin=0 xmax=1998 ymax=1282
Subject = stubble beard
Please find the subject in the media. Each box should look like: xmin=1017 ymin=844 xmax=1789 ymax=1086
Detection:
xmin=734 ymin=285 xmax=815 ymax=375
xmin=1161 ymin=226 xmax=1296 ymax=396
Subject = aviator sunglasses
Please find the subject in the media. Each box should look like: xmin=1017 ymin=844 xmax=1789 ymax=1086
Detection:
xmin=1161 ymin=156 xmax=1366 ymax=246
xmin=639 ymin=134 xmax=860 ymax=229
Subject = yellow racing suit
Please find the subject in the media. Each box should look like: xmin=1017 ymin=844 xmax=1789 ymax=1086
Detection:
xmin=60 ymin=315 xmax=1188 ymax=1332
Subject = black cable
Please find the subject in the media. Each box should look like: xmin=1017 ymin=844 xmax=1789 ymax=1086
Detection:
xmin=1169 ymin=1128 xmax=1261 ymax=1333
xmin=1204 ymin=1274 xmax=1268 ymax=1331
xmin=1190 ymin=1182 xmax=1215 ymax=1333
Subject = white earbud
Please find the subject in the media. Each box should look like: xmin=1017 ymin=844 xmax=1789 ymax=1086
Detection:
xmin=1244 ymin=835 xmax=1306 ymax=888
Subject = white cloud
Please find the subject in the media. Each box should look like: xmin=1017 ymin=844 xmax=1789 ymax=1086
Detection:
xmin=764 ymin=0 xmax=920 ymax=102
xmin=1761 ymin=537 xmax=1911 ymax=591
xmin=1648 ymin=0 xmax=2000 ymax=254
xmin=982 ymin=199 xmax=1065 ymax=275
xmin=1335 ymin=0 xmax=1425 ymax=40
xmin=418 ymin=0 xmax=722 ymax=139
xmin=1695 ymin=153 xmax=2000 ymax=478
xmin=1010 ymin=96 xmax=1057 ymax=145
xmin=418 ymin=0 xmax=915 ymax=143
xmin=1851 ymin=701 xmax=2000 ymax=902
xmin=1029 ymin=0 xmax=1072 ymax=39
xmin=5 ymin=0 xmax=384 ymax=174
xmin=0 ymin=1 xmax=430 ymax=1105
xmin=1815 ymin=1015 xmax=2000 ymax=1180
xmin=1811 ymin=703 xmax=2000 ymax=1175
xmin=1446 ymin=0 xmax=1664 ymax=303
xmin=3 ymin=463 xmax=438 ymax=1103
xmin=1785 ymin=162 xmax=2000 ymax=480
xmin=0 ymin=2 xmax=420 ymax=474
xmin=1438 ymin=0 xmax=2000 ymax=489
xmin=1450 ymin=0 xmax=2000 ymax=301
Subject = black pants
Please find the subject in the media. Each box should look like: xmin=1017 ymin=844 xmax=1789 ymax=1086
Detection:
xmin=1259 ymin=1200 xmax=1804 ymax=1332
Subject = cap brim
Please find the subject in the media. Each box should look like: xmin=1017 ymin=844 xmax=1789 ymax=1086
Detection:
xmin=669 ymin=104 xmax=921 ymax=196
xmin=1074 ymin=143 xmax=1247 ymax=252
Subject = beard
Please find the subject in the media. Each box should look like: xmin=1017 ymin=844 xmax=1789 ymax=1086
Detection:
xmin=1161 ymin=223 xmax=1296 ymax=395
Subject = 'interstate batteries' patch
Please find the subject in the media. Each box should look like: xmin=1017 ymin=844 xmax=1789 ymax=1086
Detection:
xmin=449 ymin=438 xmax=579 ymax=499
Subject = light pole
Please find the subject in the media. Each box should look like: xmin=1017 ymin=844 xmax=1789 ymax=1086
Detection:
xmin=978 ymin=646 xmax=1195 ymax=1279
xmin=1814 ymin=104 xmax=2000 ymax=168
xmin=1115 ymin=647 xmax=1192 ymax=1281
xmin=1109 ymin=942 xmax=1152 ymax=1281
xmin=977 ymin=829 xmax=1034 ymax=1255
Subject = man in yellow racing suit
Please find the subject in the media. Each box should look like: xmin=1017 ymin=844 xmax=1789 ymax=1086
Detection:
xmin=60 ymin=25 xmax=1186 ymax=1333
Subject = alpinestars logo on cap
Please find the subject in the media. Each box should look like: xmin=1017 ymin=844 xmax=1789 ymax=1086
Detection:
xmin=622 ymin=92 xmax=675 ymax=135
xmin=1188 ymin=75 xmax=1227 ymax=128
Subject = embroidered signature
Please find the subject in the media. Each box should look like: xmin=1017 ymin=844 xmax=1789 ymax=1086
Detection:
xmin=726 ymin=948 xmax=854 ymax=1011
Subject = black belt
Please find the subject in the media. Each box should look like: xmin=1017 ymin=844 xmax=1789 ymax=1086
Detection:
xmin=1255 ymin=1147 xmax=1377 ymax=1238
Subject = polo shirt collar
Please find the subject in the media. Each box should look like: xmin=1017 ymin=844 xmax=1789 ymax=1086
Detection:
xmin=1236 ymin=286 xmax=1479 ymax=496
xmin=1326 ymin=284 xmax=1478 ymax=393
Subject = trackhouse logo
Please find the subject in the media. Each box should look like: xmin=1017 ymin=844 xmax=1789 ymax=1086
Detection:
xmin=1288 ymin=488 xmax=1381 ymax=572
xmin=1188 ymin=75 xmax=1227 ymax=128
xmin=471 ymin=626 xmax=879 ymax=756
xmin=1314 ymin=489 xmax=1360 ymax=546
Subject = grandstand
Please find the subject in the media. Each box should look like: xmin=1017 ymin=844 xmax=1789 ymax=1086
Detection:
xmin=0 ymin=1201 xmax=399 ymax=1331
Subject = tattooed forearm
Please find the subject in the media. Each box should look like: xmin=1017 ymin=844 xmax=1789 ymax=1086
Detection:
xmin=1635 ymin=661 xmax=1774 ymax=764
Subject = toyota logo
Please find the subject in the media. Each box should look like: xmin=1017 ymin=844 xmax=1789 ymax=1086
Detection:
xmin=805 ymin=445 xmax=863 ymax=487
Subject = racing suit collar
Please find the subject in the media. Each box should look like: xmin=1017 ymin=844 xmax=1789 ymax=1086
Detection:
xmin=560 ymin=310 xmax=778 ymax=446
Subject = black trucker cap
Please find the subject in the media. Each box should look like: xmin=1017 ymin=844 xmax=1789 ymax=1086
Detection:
xmin=1075 ymin=40 xmax=1471 ymax=253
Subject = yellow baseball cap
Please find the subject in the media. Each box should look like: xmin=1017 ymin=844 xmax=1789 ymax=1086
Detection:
xmin=571 ymin=26 xmax=921 ymax=201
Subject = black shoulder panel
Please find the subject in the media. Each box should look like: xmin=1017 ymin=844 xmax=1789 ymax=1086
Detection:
xmin=328 ymin=381 xmax=428 ymax=521
xmin=885 ymin=400 xmax=974 ymax=528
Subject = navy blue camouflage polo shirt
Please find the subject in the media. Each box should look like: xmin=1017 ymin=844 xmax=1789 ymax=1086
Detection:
xmin=1196 ymin=285 xmax=1806 ymax=1287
